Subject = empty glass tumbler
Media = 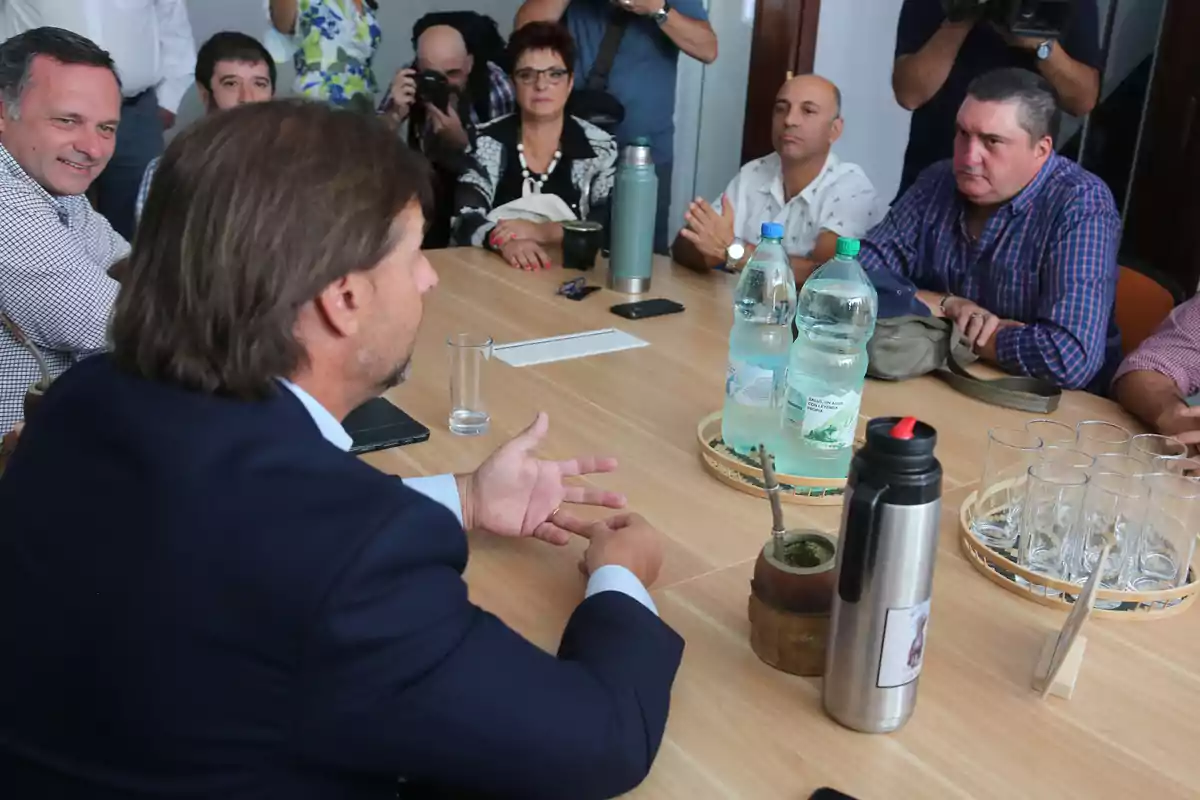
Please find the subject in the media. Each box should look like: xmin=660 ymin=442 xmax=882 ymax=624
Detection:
xmin=972 ymin=427 xmax=1044 ymax=549
xmin=448 ymin=333 xmax=492 ymax=436
xmin=1134 ymin=473 xmax=1200 ymax=591
xmin=1019 ymin=462 xmax=1089 ymax=580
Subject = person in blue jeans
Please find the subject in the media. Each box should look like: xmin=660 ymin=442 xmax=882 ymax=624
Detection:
xmin=516 ymin=0 xmax=717 ymax=253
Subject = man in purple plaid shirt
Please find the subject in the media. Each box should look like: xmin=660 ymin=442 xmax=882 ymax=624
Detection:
xmin=860 ymin=67 xmax=1122 ymax=393
xmin=1114 ymin=296 xmax=1200 ymax=452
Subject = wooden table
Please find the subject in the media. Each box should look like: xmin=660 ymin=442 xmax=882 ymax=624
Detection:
xmin=368 ymin=249 xmax=1200 ymax=800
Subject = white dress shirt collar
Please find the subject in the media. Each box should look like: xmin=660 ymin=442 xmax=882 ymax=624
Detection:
xmin=280 ymin=379 xmax=354 ymax=452
xmin=760 ymin=151 xmax=841 ymax=210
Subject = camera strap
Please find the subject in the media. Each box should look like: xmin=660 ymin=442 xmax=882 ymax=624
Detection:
xmin=584 ymin=9 xmax=631 ymax=93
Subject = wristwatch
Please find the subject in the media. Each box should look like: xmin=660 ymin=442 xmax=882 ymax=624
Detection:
xmin=652 ymin=0 xmax=671 ymax=26
xmin=722 ymin=240 xmax=747 ymax=273
xmin=1036 ymin=40 xmax=1054 ymax=61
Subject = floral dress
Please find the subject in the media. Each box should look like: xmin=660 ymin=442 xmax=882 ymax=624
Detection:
xmin=293 ymin=0 xmax=382 ymax=107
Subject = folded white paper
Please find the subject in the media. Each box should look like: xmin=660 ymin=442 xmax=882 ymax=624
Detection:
xmin=493 ymin=328 xmax=648 ymax=367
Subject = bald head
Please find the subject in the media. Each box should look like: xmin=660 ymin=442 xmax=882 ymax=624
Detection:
xmin=416 ymin=25 xmax=473 ymax=90
xmin=772 ymin=73 xmax=843 ymax=163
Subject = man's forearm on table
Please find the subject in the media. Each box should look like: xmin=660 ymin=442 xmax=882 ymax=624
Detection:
xmin=992 ymin=324 xmax=1098 ymax=389
xmin=670 ymin=234 xmax=721 ymax=272
xmin=1114 ymin=370 xmax=1189 ymax=432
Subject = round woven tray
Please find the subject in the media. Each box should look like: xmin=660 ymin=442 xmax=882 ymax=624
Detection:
xmin=696 ymin=412 xmax=849 ymax=506
xmin=958 ymin=490 xmax=1197 ymax=620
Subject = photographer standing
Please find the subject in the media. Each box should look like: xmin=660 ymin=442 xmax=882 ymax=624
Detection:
xmin=891 ymin=0 xmax=1100 ymax=196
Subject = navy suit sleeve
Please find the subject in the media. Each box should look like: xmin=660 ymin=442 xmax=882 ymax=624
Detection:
xmin=895 ymin=0 xmax=945 ymax=58
xmin=1060 ymin=0 xmax=1102 ymax=70
xmin=291 ymin=498 xmax=685 ymax=799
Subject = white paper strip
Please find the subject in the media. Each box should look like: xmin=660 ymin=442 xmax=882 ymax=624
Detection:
xmin=493 ymin=328 xmax=649 ymax=367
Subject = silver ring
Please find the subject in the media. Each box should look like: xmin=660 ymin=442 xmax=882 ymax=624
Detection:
xmin=549 ymin=506 xmax=561 ymax=523
xmin=970 ymin=312 xmax=983 ymax=319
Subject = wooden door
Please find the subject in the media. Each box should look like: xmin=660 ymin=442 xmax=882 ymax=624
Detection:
xmin=1123 ymin=0 xmax=1200 ymax=295
xmin=740 ymin=0 xmax=822 ymax=165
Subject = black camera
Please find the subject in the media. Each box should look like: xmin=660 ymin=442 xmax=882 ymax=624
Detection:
xmin=942 ymin=0 xmax=1074 ymax=39
xmin=414 ymin=69 xmax=452 ymax=114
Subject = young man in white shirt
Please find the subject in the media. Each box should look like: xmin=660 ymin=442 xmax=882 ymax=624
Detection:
xmin=0 ymin=0 xmax=196 ymax=240
xmin=673 ymin=74 xmax=881 ymax=282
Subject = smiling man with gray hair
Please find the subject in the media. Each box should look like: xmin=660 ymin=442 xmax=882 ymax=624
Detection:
xmin=0 ymin=26 xmax=126 ymax=435
xmin=859 ymin=67 xmax=1122 ymax=393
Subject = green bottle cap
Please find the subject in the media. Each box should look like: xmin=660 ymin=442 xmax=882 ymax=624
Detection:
xmin=836 ymin=237 xmax=860 ymax=258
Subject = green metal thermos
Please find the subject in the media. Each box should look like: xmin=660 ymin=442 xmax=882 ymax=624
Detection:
xmin=607 ymin=138 xmax=657 ymax=294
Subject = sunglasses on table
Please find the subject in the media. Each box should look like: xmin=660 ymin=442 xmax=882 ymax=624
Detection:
xmin=513 ymin=67 xmax=571 ymax=86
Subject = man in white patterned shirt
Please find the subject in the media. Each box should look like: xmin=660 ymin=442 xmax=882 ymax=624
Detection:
xmin=0 ymin=28 xmax=126 ymax=433
xmin=673 ymin=74 xmax=882 ymax=282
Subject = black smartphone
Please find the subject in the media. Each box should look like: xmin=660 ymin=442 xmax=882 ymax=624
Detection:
xmin=610 ymin=299 xmax=685 ymax=320
xmin=343 ymin=397 xmax=430 ymax=455
xmin=415 ymin=69 xmax=452 ymax=113
xmin=809 ymin=789 xmax=857 ymax=800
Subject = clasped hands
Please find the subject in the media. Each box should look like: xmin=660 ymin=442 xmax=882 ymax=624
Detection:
xmin=454 ymin=412 xmax=662 ymax=585
xmin=490 ymin=220 xmax=556 ymax=271
xmin=679 ymin=194 xmax=738 ymax=267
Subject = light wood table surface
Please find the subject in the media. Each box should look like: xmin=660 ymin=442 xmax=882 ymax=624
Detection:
xmin=367 ymin=248 xmax=1200 ymax=800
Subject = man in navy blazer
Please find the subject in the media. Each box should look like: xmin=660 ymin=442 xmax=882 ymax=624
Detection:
xmin=0 ymin=99 xmax=684 ymax=798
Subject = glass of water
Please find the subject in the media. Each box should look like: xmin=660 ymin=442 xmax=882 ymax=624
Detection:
xmin=1075 ymin=420 xmax=1131 ymax=457
xmin=971 ymin=427 xmax=1043 ymax=549
xmin=448 ymin=333 xmax=492 ymax=436
xmin=1130 ymin=433 xmax=1188 ymax=465
xmin=1019 ymin=462 xmax=1089 ymax=581
xmin=1072 ymin=471 xmax=1146 ymax=601
xmin=1133 ymin=473 xmax=1200 ymax=591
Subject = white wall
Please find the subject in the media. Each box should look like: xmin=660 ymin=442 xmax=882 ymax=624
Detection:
xmin=812 ymin=0 xmax=910 ymax=203
xmin=671 ymin=0 xmax=756 ymax=233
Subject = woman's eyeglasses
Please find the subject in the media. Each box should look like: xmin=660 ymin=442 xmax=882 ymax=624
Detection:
xmin=513 ymin=67 xmax=571 ymax=86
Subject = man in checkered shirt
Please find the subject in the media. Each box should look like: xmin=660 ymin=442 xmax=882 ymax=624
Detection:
xmin=0 ymin=27 xmax=127 ymax=434
xmin=1114 ymin=295 xmax=1200 ymax=452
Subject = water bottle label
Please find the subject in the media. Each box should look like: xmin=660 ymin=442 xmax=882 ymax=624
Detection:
xmin=725 ymin=361 xmax=775 ymax=407
xmin=877 ymin=599 xmax=931 ymax=689
xmin=784 ymin=389 xmax=862 ymax=449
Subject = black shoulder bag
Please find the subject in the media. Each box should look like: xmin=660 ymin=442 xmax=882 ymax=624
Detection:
xmin=567 ymin=10 xmax=629 ymax=133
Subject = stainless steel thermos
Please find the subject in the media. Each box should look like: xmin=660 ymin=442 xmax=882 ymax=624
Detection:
xmin=823 ymin=416 xmax=943 ymax=733
xmin=607 ymin=138 xmax=657 ymax=295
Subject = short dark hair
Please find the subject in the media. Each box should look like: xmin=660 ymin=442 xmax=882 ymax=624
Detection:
xmin=966 ymin=67 xmax=1061 ymax=143
xmin=195 ymin=31 xmax=276 ymax=94
xmin=0 ymin=27 xmax=120 ymax=119
xmin=507 ymin=21 xmax=576 ymax=76
xmin=112 ymin=100 xmax=433 ymax=399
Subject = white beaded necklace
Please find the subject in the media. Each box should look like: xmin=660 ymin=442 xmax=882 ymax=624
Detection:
xmin=516 ymin=141 xmax=563 ymax=197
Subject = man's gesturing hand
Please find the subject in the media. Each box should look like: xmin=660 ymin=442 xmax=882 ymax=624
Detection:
xmin=557 ymin=512 xmax=665 ymax=588
xmin=456 ymin=413 xmax=627 ymax=544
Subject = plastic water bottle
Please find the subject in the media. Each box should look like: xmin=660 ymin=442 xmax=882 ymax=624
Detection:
xmin=774 ymin=237 xmax=878 ymax=478
xmin=721 ymin=223 xmax=797 ymax=456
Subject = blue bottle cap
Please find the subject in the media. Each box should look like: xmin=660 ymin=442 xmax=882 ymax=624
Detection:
xmin=761 ymin=222 xmax=784 ymax=240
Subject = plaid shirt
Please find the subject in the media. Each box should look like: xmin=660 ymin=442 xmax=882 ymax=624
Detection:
xmin=1114 ymin=294 xmax=1200 ymax=398
xmin=0 ymin=144 xmax=127 ymax=432
xmin=860 ymin=154 xmax=1122 ymax=391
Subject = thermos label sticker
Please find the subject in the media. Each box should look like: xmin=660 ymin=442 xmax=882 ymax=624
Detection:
xmin=725 ymin=361 xmax=776 ymax=407
xmin=876 ymin=599 xmax=931 ymax=689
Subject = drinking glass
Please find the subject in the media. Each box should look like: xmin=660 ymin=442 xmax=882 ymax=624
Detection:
xmin=1019 ymin=463 xmax=1089 ymax=581
xmin=1026 ymin=419 xmax=1077 ymax=448
xmin=1039 ymin=445 xmax=1095 ymax=471
xmin=1075 ymin=420 xmax=1131 ymax=457
xmin=971 ymin=427 xmax=1044 ymax=549
xmin=1091 ymin=453 xmax=1151 ymax=478
xmin=448 ymin=333 xmax=492 ymax=436
xmin=1151 ymin=455 xmax=1200 ymax=479
xmin=1072 ymin=471 xmax=1146 ymax=601
xmin=1129 ymin=433 xmax=1187 ymax=465
xmin=1133 ymin=473 xmax=1200 ymax=591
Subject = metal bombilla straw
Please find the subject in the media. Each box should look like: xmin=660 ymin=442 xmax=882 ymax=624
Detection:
xmin=1 ymin=310 xmax=54 ymax=413
xmin=758 ymin=444 xmax=787 ymax=561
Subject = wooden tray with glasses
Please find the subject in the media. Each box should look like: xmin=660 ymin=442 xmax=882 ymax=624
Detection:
xmin=958 ymin=490 xmax=1197 ymax=620
xmin=696 ymin=412 xmax=849 ymax=506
